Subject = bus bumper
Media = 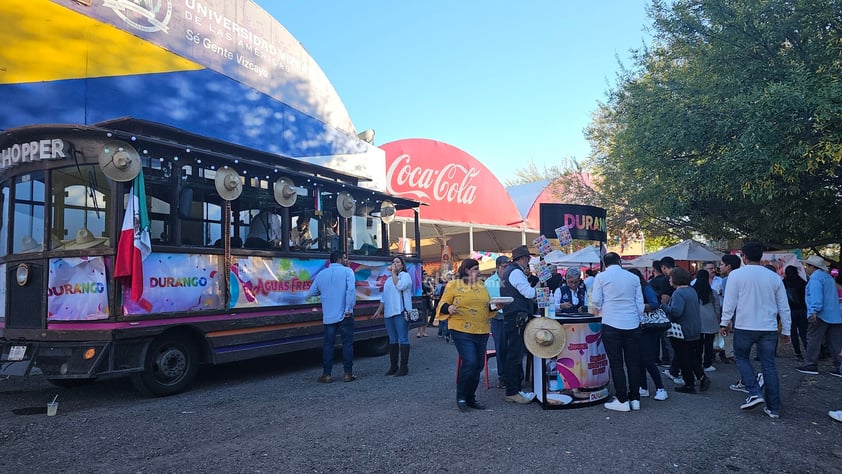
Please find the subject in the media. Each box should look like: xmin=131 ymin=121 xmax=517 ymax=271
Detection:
xmin=0 ymin=340 xmax=111 ymax=378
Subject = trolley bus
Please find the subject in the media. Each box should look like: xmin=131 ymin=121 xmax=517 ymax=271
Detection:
xmin=0 ymin=118 xmax=423 ymax=396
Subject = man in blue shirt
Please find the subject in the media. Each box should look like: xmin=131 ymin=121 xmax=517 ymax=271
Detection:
xmin=308 ymin=250 xmax=357 ymax=383
xmin=795 ymin=255 xmax=842 ymax=376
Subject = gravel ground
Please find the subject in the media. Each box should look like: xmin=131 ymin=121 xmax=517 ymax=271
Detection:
xmin=1 ymin=334 xmax=841 ymax=473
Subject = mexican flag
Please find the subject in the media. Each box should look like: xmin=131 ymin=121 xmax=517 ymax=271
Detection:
xmin=115 ymin=170 xmax=152 ymax=302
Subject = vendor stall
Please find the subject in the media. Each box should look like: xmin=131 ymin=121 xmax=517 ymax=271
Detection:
xmin=525 ymin=315 xmax=610 ymax=409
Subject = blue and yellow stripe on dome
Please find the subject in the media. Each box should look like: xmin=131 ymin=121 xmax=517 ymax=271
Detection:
xmin=0 ymin=0 xmax=203 ymax=85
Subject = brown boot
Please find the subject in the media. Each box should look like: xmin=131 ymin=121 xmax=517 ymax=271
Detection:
xmin=385 ymin=344 xmax=399 ymax=376
xmin=395 ymin=344 xmax=410 ymax=376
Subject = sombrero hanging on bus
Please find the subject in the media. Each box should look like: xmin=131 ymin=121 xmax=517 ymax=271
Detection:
xmin=62 ymin=228 xmax=109 ymax=250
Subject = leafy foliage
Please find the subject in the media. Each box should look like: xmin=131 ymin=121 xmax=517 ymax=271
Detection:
xmin=585 ymin=0 xmax=842 ymax=250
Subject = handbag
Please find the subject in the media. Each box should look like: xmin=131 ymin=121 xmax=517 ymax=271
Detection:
xmin=666 ymin=322 xmax=685 ymax=339
xmin=401 ymin=290 xmax=420 ymax=322
xmin=639 ymin=308 xmax=671 ymax=331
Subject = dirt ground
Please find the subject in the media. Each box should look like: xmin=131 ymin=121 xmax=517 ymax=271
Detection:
xmin=1 ymin=334 xmax=841 ymax=473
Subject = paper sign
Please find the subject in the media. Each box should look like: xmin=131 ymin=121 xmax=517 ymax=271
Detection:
xmin=536 ymin=287 xmax=551 ymax=308
xmin=536 ymin=262 xmax=553 ymax=283
xmin=533 ymin=235 xmax=553 ymax=257
xmin=555 ymin=225 xmax=573 ymax=246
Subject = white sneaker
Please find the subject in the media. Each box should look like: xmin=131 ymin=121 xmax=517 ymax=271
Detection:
xmin=663 ymin=369 xmax=683 ymax=384
xmin=639 ymin=388 xmax=650 ymax=397
xmin=518 ymin=391 xmax=536 ymax=402
xmin=604 ymin=397 xmax=630 ymax=412
xmin=829 ymin=410 xmax=842 ymax=422
xmin=704 ymin=366 xmax=717 ymax=372
xmin=630 ymin=400 xmax=641 ymax=411
xmin=654 ymin=388 xmax=669 ymax=401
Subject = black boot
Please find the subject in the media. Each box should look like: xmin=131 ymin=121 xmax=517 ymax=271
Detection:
xmin=395 ymin=344 xmax=410 ymax=376
xmin=385 ymin=344 xmax=399 ymax=376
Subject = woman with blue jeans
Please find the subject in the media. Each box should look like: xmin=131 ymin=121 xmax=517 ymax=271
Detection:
xmin=629 ymin=268 xmax=669 ymax=401
xmin=438 ymin=258 xmax=498 ymax=411
xmin=372 ymin=256 xmax=413 ymax=376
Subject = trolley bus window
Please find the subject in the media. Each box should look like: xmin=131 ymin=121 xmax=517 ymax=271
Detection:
xmin=348 ymin=202 xmax=383 ymax=256
xmin=0 ymin=183 xmax=8 ymax=257
xmin=50 ymin=166 xmax=110 ymax=250
xmin=13 ymin=173 xmax=45 ymax=254
xmin=177 ymin=185 xmax=222 ymax=246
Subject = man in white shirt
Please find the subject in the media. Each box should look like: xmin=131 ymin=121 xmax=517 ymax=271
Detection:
xmin=591 ymin=252 xmax=645 ymax=412
xmin=500 ymin=246 xmax=538 ymax=404
xmin=720 ymin=242 xmax=791 ymax=418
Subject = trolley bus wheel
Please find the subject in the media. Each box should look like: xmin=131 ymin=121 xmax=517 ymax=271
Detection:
xmin=132 ymin=334 xmax=199 ymax=396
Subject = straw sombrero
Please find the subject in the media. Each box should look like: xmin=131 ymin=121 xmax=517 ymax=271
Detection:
xmin=214 ymin=167 xmax=242 ymax=201
xmin=273 ymin=176 xmax=298 ymax=207
xmin=523 ymin=317 xmax=566 ymax=359
xmin=337 ymin=191 xmax=356 ymax=218
xmin=19 ymin=235 xmax=41 ymax=252
xmin=98 ymin=141 xmax=141 ymax=182
xmin=63 ymin=228 xmax=109 ymax=250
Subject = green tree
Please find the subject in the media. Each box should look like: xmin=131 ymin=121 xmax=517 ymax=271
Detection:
xmin=586 ymin=0 xmax=842 ymax=254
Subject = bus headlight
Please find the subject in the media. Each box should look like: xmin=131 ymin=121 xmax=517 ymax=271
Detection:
xmin=15 ymin=263 xmax=30 ymax=286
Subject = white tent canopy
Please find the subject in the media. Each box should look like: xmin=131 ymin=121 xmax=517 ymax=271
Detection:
xmin=627 ymin=239 xmax=723 ymax=268
xmin=554 ymin=246 xmax=603 ymax=267
xmin=530 ymin=249 xmax=566 ymax=266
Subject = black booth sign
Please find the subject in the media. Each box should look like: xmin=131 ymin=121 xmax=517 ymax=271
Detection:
xmin=539 ymin=204 xmax=607 ymax=242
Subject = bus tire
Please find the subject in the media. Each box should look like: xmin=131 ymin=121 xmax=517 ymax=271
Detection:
xmin=356 ymin=336 xmax=390 ymax=357
xmin=131 ymin=334 xmax=199 ymax=397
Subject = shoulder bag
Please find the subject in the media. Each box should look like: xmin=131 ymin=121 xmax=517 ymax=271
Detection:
xmin=666 ymin=321 xmax=685 ymax=339
xmin=401 ymin=289 xmax=420 ymax=322
xmin=639 ymin=308 xmax=671 ymax=331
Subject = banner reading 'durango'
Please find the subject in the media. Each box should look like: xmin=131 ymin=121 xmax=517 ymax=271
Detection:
xmin=539 ymin=204 xmax=607 ymax=242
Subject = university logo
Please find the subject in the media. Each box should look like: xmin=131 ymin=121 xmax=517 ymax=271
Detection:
xmin=103 ymin=0 xmax=172 ymax=34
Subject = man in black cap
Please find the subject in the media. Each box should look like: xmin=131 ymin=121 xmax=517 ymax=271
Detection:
xmin=500 ymin=245 xmax=539 ymax=404
xmin=485 ymin=255 xmax=510 ymax=388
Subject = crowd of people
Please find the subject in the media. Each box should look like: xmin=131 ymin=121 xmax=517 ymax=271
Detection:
xmin=310 ymin=242 xmax=841 ymax=421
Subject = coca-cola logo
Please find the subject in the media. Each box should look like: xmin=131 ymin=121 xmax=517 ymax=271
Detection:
xmin=386 ymin=154 xmax=479 ymax=205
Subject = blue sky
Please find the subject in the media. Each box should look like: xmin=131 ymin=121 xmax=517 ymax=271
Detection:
xmin=266 ymin=1 xmax=653 ymax=180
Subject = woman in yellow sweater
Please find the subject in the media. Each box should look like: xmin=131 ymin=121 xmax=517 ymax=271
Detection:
xmin=439 ymin=258 xmax=499 ymax=412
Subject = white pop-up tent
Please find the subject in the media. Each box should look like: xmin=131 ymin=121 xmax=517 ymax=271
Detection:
xmin=530 ymin=249 xmax=567 ymax=267
xmin=554 ymin=246 xmax=603 ymax=267
xmin=627 ymin=239 xmax=723 ymax=268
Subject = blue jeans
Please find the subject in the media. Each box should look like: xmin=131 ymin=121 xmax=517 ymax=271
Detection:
xmin=639 ymin=328 xmax=665 ymax=391
xmin=323 ymin=316 xmax=354 ymax=376
xmin=490 ymin=318 xmax=507 ymax=384
xmin=385 ymin=314 xmax=410 ymax=345
xmin=452 ymin=330 xmax=489 ymax=402
xmin=734 ymin=330 xmax=781 ymax=411
xmin=602 ymin=324 xmax=643 ymax=403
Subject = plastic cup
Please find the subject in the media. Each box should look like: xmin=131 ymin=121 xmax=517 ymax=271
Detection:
xmin=47 ymin=402 xmax=58 ymax=416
